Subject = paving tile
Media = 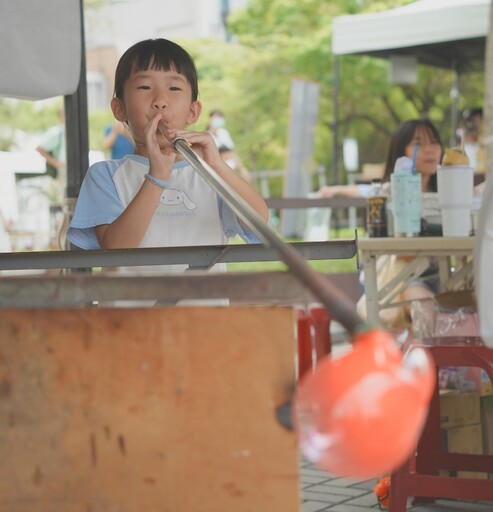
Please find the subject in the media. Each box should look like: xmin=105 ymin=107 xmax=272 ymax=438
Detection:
xmin=327 ymin=477 xmax=376 ymax=490
xmin=302 ymin=501 xmax=335 ymax=512
xmin=300 ymin=474 xmax=334 ymax=486
xmin=304 ymin=483 xmax=371 ymax=498
xmin=320 ymin=503 xmax=380 ymax=511
xmin=332 ymin=490 xmax=380 ymax=509
xmin=302 ymin=490 xmax=345 ymax=504
xmin=300 ymin=468 xmax=337 ymax=480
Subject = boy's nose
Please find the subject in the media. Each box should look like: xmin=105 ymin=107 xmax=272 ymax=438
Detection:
xmin=153 ymin=100 xmax=167 ymax=110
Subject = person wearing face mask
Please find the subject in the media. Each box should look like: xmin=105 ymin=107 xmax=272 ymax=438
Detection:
xmin=207 ymin=109 xmax=252 ymax=182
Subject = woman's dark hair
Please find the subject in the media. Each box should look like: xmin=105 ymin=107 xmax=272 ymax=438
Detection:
xmin=382 ymin=119 xmax=443 ymax=192
xmin=113 ymin=38 xmax=199 ymax=101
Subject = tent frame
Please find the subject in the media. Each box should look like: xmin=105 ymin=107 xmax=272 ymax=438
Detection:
xmin=64 ymin=0 xmax=89 ymax=202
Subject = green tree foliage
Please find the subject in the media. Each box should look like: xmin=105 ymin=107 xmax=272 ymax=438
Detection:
xmin=184 ymin=38 xmax=291 ymax=172
xmin=227 ymin=0 xmax=484 ymax=184
xmin=0 ymin=0 xmax=485 ymax=190
xmin=0 ymin=98 xmax=64 ymax=151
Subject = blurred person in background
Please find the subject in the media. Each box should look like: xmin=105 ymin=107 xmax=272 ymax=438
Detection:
xmin=102 ymin=121 xmax=135 ymax=159
xmin=35 ymin=107 xmax=66 ymax=205
xmin=456 ymin=107 xmax=485 ymax=173
xmin=207 ymin=109 xmax=251 ymax=182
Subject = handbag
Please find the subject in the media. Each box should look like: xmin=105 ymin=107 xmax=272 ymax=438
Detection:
xmin=44 ymin=151 xmax=58 ymax=179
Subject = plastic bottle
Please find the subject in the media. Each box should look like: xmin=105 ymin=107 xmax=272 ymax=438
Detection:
xmin=367 ymin=179 xmax=388 ymax=237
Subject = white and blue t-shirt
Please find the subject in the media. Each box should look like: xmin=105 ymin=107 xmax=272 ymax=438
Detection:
xmin=68 ymin=154 xmax=257 ymax=275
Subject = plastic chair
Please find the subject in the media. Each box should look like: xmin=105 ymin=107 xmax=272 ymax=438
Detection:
xmin=389 ymin=337 xmax=493 ymax=511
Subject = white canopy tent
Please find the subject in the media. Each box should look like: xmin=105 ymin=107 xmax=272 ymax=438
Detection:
xmin=332 ymin=0 xmax=490 ymax=73
xmin=330 ymin=0 xmax=491 ymax=178
xmin=0 ymin=0 xmax=89 ymax=201
xmin=0 ymin=1 xmax=81 ymax=100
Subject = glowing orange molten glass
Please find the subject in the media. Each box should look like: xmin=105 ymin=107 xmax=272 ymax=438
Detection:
xmin=293 ymin=329 xmax=435 ymax=477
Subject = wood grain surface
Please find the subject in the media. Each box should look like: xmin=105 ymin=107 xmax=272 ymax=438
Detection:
xmin=0 ymin=306 xmax=298 ymax=512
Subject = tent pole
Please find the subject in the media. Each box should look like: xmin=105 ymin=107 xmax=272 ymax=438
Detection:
xmin=60 ymin=0 xmax=89 ymax=251
xmin=450 ymin=62 xmax=460 ymax=147
xmin=332 ymin=54 xmax=341 ymax=232
xmin=332 ymin=54 xmax=340 ymax=185
xmin=64 ymin=0 xmax=89 ymax=201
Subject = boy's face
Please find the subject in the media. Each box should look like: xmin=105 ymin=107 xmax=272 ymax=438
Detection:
xmin=111 ymin=67 xmax=201 ymax=149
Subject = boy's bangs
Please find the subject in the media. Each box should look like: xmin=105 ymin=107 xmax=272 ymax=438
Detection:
xmin=133 ymin=54 xmax=173 ymax=73
xmin=132 ymin=50 xmax=186 ymax=76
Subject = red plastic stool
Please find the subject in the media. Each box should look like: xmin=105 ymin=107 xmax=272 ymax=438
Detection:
xmin=296 ymin=307 xmax=332 ymax=379
xmin=310 ymin=306 xmax=332 ymax=363
xmin=389 ymin=337 xmax=493 ymax=511
xmin=297 ymin=309 xmax=313 ymax=379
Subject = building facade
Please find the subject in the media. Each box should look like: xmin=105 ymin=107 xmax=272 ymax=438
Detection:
xmin=85 ymin=0 xmax=248 ymax=109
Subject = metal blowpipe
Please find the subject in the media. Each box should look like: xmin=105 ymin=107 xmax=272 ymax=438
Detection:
xmin=161 ymin=127 xmax=364 ymax=335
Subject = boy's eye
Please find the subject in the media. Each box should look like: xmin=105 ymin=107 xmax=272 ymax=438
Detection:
xmin=138 ymin=85 xmax=151 ymax=90
xmin=169 ymin=86 xmax=181 ymax=91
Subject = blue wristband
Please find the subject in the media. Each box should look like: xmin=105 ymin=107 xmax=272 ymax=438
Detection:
xmin=144 ymin=173 xmax=169 ymax=188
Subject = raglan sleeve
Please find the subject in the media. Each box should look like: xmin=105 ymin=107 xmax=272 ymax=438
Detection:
xmin=67 ymin=161 xmax=124 ymax=249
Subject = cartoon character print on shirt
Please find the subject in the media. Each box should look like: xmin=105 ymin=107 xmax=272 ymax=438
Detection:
xmin=159 ymin=188 xmax=197 ymax=210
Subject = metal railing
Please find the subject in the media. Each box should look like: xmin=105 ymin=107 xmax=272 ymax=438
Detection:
xmin=0 ymin=239 xmax=357 ymax=272
xmin=0 ymin=239 xmax=358 ymax=308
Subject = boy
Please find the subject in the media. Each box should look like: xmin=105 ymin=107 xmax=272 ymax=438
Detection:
xmin=68 ymin=39 xmax=267 ymax=276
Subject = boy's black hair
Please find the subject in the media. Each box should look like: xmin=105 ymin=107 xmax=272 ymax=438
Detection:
xmin=113 ymin=38 xmax=199 ymax=101
xmin=383 ymin=119 xmax=443 ymax=192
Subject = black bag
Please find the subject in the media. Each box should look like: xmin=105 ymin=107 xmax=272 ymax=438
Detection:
xmin=44 ymin=151 xmax=58 ymax=179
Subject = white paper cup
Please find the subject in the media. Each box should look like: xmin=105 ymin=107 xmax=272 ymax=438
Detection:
xmin=437 ymin=166 xmax=473 ymax=237
xmin=440 ymin=207 xmax=472 ymax=237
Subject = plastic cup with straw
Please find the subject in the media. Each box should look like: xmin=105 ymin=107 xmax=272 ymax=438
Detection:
xmin=390 ymin=143 xmax=422 ymax=236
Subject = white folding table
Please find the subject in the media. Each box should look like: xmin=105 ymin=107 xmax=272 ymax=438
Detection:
xmin=358 ymin=236 xmax=475 ymax=326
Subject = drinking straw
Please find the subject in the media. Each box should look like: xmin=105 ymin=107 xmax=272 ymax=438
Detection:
xmin=411 ymin=143 xmax=418 ymax=174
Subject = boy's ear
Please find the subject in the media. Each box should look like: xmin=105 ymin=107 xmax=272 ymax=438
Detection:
xmin=187 ymin=100 xmax=202 ymax=125
xmin=111 ymin=97 xmax=127 ymax=122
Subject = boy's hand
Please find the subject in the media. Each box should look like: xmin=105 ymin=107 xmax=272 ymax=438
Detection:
xmin=167 ymin=128 xmax=224 ymax=169
xmin=146 ymin=114 xmax=175 ymax=181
